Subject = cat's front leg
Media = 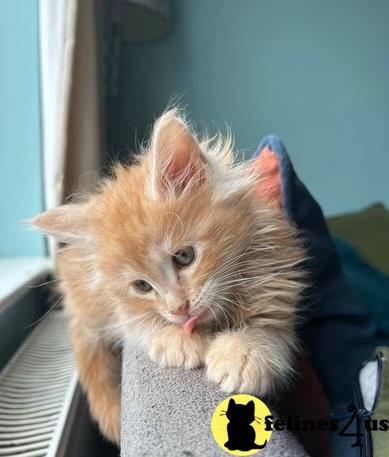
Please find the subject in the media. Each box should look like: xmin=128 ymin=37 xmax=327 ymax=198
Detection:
xmin=149 ymin=325 xmax=208 ymax=369
xmin=205 ymin=326 xmax=296 ymax=396
xmin=71 ymin=321 xmax=121 ymax=443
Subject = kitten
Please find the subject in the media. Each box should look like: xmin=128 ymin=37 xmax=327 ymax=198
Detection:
xmin=30 ymin=110 xmax=306 ymax=443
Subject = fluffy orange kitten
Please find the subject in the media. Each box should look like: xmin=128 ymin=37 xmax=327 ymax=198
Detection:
xmin=31 ymin=110 xmax=306 ymax=443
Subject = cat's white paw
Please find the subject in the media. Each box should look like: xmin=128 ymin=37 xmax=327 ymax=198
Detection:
xmin=149 ymin=326 xmax=206 ymax=369
xmin=206 ymin=331 xmax=268 ymax=395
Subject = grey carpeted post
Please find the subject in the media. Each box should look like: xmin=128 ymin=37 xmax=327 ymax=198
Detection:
xmin=121 ymin=342 xmax=310 ymax=457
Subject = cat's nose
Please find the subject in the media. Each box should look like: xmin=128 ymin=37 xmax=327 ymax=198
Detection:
xmin=173 ymin=300 xmax=190 ymax=315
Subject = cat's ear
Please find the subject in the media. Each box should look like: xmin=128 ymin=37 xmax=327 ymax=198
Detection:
xmin=252 ymin=146 xmax=282 ymax=209
xmin=149 ymin=110 xmax=207 ymax=198
xmin=228 ymin=398 xmax=236 ymax=408
xmin=246 ymin=400 xmax=255 ymax=414
xmin=28 ymin=203 xmax=95 ymax=242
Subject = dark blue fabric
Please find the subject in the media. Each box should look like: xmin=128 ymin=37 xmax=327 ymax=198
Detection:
xmin=255 ymin=136 xmax=377 ymax=457
xmin=333 ymin=237 xmax=389 ymax=345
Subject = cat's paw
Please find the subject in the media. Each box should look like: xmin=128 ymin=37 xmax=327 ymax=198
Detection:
xmin=206 ymin=331 xmax=266 ymax=395
xmin=149 ymin=325 xmax=206 ymax=369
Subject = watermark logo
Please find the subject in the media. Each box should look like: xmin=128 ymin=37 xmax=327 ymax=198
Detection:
xmin=211 ymin=394 xmax=273 ymax=455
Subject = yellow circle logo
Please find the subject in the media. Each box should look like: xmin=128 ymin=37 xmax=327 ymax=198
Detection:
xmin=211 ymin=394 xmax=273 ymax=455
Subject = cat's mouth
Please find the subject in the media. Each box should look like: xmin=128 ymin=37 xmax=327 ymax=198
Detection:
xmin=182 ymin=309 xmax=210 ymax=335
xmin=166 ymin=310 xmax=209 ymax=335
xmin=164 ymin=309 xmax=210 ymax=335
xmin=183 ymin=315 xmax=199 ymax=335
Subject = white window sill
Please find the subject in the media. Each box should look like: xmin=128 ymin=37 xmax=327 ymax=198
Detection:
xmin=0 ymin=257 xmax=54 ymax=312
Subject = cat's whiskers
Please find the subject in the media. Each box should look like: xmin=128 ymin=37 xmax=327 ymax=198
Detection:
xmin=192 ymin=277 xmax=239 ymax=327
xmin=199 ymin=290 xmax=230 ymax=328
xmin=217 ymin=295 xmax=254 ymax=313
xmin=26 ymin=277 xmax=61 ymax=289
xmin=207 ymin=250 xmax=252 ymax=277
xmin=209 ymin=298 xmax=239 ymax=328
xmin=205 ymin=304 xmax=219 ymax=326
xmin=213 ymin=271 xmax=299 ymax=289
xmin=24 ymin=293 xmax=64 ymax=329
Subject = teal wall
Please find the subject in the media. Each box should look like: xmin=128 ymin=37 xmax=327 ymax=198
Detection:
xmin=0 ymin=1 xmax=45 ymax=256
xmin=114 ymin=0 xmax=389 ymax=216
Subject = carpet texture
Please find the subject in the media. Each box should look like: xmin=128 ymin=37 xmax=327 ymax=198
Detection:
xmin=121 ymin=345 xmax=310 ymax=457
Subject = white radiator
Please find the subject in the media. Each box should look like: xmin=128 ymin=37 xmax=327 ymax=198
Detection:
xmin=0 ymin=311 xmax=77 ymax=457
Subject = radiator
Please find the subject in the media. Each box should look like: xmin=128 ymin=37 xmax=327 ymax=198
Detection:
xmin=0 ymin=311 xmax=77 ymax=457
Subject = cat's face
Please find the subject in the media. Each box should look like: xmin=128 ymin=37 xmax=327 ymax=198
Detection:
xmin=92 ymin=169 xmax=256 ymax=330
xmin=226 ymin=399 xmax=255 ymax=424
xmin=30 ymin=110 xmax=278 ymax=332
xmin=87 ymin=113 xmax=258 ymax=330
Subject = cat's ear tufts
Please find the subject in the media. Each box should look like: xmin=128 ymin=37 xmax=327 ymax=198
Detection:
xmin=149 ymin=110 xmax=207 ymax=198
xmin=28 ymin=203 xmax=94 ymax=243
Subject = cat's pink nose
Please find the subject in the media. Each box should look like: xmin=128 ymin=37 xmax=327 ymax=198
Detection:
xmin=173 ymin=300 xmax=190 ymax=315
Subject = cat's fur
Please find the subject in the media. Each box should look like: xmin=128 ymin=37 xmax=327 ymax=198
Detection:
xmin=30 ymin=110 xmax=306 ymax=443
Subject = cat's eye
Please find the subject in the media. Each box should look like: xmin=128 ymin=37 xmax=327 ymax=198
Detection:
xmin=133 ymin=280 xmax=153 ymax=293
xmin=172 ymin=246 xmax=195 ymax=268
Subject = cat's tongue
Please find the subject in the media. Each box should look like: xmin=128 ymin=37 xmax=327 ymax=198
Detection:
xmin=183 ymin=315 xmax=199 ymax=335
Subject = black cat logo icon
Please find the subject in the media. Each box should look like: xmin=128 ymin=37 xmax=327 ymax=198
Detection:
xmin=211 ymin=394 xmax=273 ymax=455
xmin=224 ymin=398 xmax=267 ymax=451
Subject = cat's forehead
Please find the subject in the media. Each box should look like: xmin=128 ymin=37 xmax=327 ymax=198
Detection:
xmin=101 ymin=165 xmax=219 ymax=244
